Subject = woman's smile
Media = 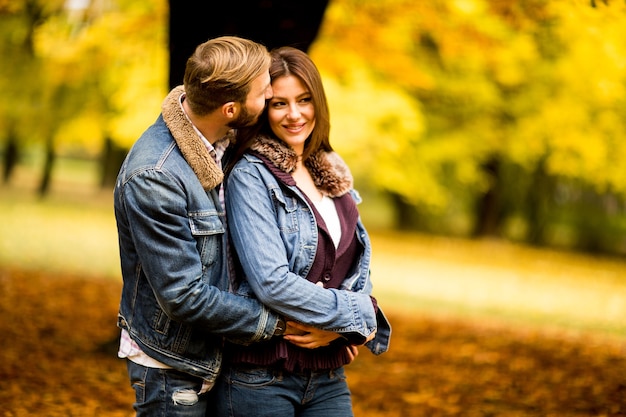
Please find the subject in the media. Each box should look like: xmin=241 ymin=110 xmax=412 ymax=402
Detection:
xmin=268 ymin=75 xmax=316 ymax=155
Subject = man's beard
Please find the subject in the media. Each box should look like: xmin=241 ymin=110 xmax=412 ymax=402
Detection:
xmin=227 ymin=104 xmax=260 ymax=129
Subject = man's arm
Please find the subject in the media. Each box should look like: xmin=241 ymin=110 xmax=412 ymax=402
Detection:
xmin=120 ymin=168 xmax=280 ymax=343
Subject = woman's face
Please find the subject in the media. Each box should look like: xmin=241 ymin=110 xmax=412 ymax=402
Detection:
xmin=267 ymin=75 xmax=315 ymax=155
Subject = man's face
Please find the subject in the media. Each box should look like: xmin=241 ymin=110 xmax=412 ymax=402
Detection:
xmin=228 ymin=102 xmax=257 ymax=129
xmin=228 ymin=71 xmax=272 ymax=129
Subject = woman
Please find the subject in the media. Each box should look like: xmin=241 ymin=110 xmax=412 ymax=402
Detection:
xmin=216 ymin=47 xmax=391 ymax=417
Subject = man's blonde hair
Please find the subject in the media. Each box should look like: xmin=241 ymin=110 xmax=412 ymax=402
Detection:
xmin=183 ymin=36 xmax=271 ymax=116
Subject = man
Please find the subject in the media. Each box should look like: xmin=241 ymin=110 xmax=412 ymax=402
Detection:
xmin=114 ymin=36 xmax=281 ymax=417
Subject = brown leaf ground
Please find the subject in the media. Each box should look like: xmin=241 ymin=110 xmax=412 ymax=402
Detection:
xmin=1 ymin=268 xmax=624 ymax=417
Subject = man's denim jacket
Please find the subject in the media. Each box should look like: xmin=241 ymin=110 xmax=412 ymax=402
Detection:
xmin=114 ymin=87 xmax=279 ymax=385
xmin=226 ymin=143 xmax=391 ymax=355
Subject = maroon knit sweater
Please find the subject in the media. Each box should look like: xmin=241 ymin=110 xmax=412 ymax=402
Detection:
xmin=227 ymin=154 xmax=367 ymax=372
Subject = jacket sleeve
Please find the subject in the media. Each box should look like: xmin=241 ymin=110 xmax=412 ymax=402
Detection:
xmin=226 ymin=163 xmax=378 ymax=342
xmin=118 ymin=167 xmax=278 ymax=343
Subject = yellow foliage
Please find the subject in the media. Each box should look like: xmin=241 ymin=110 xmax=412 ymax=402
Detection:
xmin=313 ymin=49 xmax=436 ymax=204
xmin=28 ymin=0 xmax=168 ymax=150
xmin=4 ymin=0 xmax=626 ymax=224
xmin=54 ymin=115 xmax=105 ymax=156
xmin=315 ymin=0 xmax=626 ymax=202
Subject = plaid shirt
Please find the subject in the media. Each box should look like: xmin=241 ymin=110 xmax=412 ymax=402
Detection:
xmin=181 ymin=93 xmax=231 ymax=206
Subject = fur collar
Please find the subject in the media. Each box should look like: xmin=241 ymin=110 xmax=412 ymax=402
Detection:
xmin=250 ymin=135 xmax=353 ymax=197
xmin=161 ymin=85 xmax=229 ymax=191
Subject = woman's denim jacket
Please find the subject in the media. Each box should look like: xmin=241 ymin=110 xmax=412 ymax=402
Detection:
xmin=226 ymin=144 xmax=391 ymax=355
xmin=114 ymin=87 xmax=279 ymax=386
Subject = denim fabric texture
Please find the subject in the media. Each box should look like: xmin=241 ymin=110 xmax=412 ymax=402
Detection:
xmin=115 ymin=113 xmax=279 ymax=384
xmin=127 ymin=361 xmax=214 ymax=417
xmin=213 ymin=364 xmax=353 ymax=417
xmin=226 ymin=152 xmax=391 ymax=354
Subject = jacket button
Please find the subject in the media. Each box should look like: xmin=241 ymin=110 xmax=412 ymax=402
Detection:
xmin=323 ymin=273 xmax=331 ymax=281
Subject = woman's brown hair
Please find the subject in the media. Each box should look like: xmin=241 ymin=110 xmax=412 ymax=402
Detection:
xmin=233 ymin=46 xmax=333 ymax=165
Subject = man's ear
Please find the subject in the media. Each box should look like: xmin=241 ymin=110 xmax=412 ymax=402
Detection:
xmin=222 ymin=102 xmax=239 ymax=120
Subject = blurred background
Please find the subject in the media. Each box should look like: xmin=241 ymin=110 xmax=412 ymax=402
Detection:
xmin=3 ymin=2 xmax=626 ymax=415
xmin=3 ymin=0 xmax=626 ymax=250
xmin=1 ymin=0 xmax=626 ymax=332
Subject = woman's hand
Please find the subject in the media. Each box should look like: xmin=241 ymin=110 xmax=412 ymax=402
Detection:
xmin=283 ymin=321 xmax=341 ymax=349
xmin=345 ymin=345 xmax=359 ymax=363
xmin=283 ymin=321 xmax=377 ymax=351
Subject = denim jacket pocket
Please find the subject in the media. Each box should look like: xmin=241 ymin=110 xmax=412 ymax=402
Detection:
xmin=189 ymin=212 xmax=225 ymax=235
xmin=189 ymin=212 xmax=225 ymax=268
xmin=270 ymin=186 xmax=298 ymax=233
xmin=153 ymin=306 xmax=170 ymax=335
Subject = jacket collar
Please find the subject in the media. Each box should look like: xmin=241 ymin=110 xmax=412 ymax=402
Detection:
xmin=161 ymin=85 xmax=227 ymax=191
xmin=250 ymin=135 xmax=353 ymax=198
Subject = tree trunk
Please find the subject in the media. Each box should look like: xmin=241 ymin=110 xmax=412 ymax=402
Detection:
xmin=168 ymin=0 xmax=329 ymax=89
xmin=2 ymin=132 xmax=19 ymax=184
xmin=100 ymin=137 xmax=128 ymax=189
xmin=99 ymin=1 xmax=329 ymax=192
xmin=38 ymin=137 xmax=55 ymax=197
xmin=388 ymin=192 xmax=422 ymax=230
xmin=472 ymin=156 xmax=502 ymax=237
xmin=525 ymin=159 xmax=550 ymax=245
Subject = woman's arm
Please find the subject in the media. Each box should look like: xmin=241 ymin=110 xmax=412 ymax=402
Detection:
xmin=284 ymin=321 xmax=376 ymax=349
xmin=226 ymin=163 xmax=377 ymax=341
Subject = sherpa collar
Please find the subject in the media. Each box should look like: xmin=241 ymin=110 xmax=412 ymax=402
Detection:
xmin=161 ymin=85 xmax=228 ymax=191
xmin=250 ymin=135 xmax=353 ymax=198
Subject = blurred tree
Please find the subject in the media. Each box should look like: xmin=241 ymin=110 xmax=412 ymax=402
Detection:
xmin=103 ymin=0 xmax=331 ymax=187
xmin=503 ymin=1 xmax=626 ymax=250
xmin=312 ymin=0 xmax=626 ymax=252
xmin=3 ymin=0 xmax=626 ymax=253
xmin=1 ymin=0 xmax=330 ymax=192
xmin=99 ymin=0 xmax=331 ymax=186
xmin=313 ymin=0 xmax=518 ymax=230
xmin=6 ymin=0 xmax=168 ymax=192
xmin=0 ymin=0 xmax=65 ymax=185
xmin=86 ymin=0 xmax=168 ymax=187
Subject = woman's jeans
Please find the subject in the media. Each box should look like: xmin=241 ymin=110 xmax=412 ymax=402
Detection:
xmin=126 ymin=360 xmax=212 ymax=417
xmin=213 ymin=364 xmax=354 ymax=417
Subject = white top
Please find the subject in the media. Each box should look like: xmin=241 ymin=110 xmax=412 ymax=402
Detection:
xmin=313 ymin=196 xmax=341 ymax=248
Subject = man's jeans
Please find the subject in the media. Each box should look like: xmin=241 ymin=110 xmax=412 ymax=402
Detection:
xmin=127 ymin=360 xmax=212 ymax=417
xmin=213 ymin=364 xmax=354 ymax=417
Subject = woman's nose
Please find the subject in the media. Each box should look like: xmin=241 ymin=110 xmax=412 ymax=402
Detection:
xmin=287 ymin=104 xmax=300 ymax=119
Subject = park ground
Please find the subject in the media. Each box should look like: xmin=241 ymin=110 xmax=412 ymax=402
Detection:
xmin=1 ymin=170 xmax=626 ymax=416
xmin=1 ymin=265 xmax=624 ymax=417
